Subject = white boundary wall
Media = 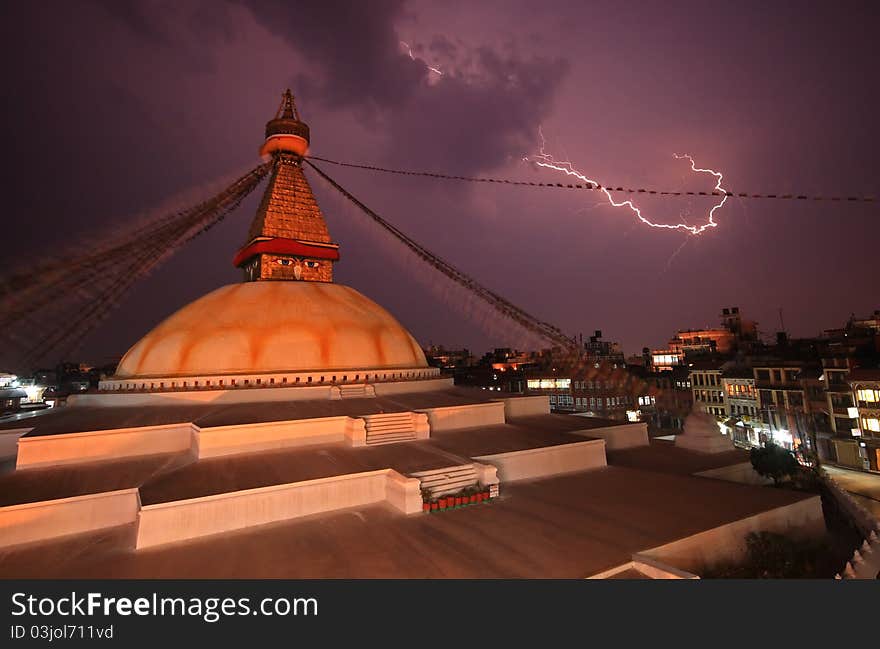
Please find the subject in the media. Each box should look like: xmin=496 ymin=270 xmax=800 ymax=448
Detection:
xmin=16 ymin=423 xmax=194 ymax=469
xmin=12 ymin=409 xmax=426 ymax=469
xmin=587 ymin=556 xmax=700 ymax=580
xmin=416 ymin=401 xmax=506 ymax=432
xmin=475 ymin=439 xmax=607 ymax=482
xmin=195 ymin=416 xmax=365 ymax=458
xmin=638 ymin=496 xmax=825 ymax=573
xmin=0 ymin=489 xmax=140 ymax=549
xmin=571 ymin=422 xmax=649 ymax=450
xmin=494 ymin=395 xmax=549 ymax=418
xmin=136 ymin=469 xmax=421 ymax=549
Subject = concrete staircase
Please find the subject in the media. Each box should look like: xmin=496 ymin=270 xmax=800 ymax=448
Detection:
xmin=333 ymin=384 xmax=376 ymax=399
xmin=363 ymin=412 xmax=419 ymax=445
xmin=410 ymin=464 xmax=479 ymax=498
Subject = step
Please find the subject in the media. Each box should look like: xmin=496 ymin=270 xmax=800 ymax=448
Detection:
xmin=410 ymin=463 xmax=479 ymax=498
xmin=366 ymin=435 xmax=418 ymax=446
xmin=365 ymin=424 xmax=414 ymax=434
xmin=364 ymin=417 xmax=414 ymax=426
xmin=410 ymin=464 xmax=478 ymax=479
xmin=337 ymin=384 xmax=376 ymax=399
xmin=366 ymin=431 xmax=418 ymax=441
xmin=366 ymin=429 xmax=417 ymax=438
xmin=363 ymin=413 xmax=413 ymax=422
xmin=429 ymin=481 xmax=480 ymax=498
xmin=416 ymin=468 xmax=478 ymax=484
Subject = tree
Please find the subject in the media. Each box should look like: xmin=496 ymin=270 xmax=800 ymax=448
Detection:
xmin=750 ymin=442 xmax=800 ymax=486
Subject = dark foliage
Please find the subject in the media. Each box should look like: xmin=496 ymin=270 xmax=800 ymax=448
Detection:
xmin=749 ymin=442 xmax=800 ymax=485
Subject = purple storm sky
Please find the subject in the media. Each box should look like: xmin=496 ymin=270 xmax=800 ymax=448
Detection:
xmin=2 ymin=0 xmax=878 ymax=366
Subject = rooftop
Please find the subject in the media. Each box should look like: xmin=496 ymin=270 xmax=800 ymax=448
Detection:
xmin=0 ymin=412 xmax=624 ymax=508
xmin=0 ymin=464 xmax=810 ymax=579
xmin=0 ymin=386 xmax=500 ymax=438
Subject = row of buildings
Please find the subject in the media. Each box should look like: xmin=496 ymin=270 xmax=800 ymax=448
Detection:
xmin=428 ymin=308 xmax=880 ymax=474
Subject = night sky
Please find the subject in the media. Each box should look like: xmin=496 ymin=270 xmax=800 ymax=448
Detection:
xmin=2 ymin=1 xmax=878 ymax=367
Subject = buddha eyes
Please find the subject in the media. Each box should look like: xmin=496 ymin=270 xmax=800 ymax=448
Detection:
xmin=275 ymin=259 xmax=319 ymax=268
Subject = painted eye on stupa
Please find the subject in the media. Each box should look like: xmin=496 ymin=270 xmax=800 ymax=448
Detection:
xmin=277 ymin=259 xmax=293 ymax=266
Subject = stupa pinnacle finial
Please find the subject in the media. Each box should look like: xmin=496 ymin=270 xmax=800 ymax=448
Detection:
xmin=261 ymin=88 xmax=310 ymax=158
xmin=276 ymin=88 xmax=301 ymax=121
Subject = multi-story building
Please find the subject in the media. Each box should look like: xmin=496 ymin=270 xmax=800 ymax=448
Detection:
xmin=822 ymin=356 xmax=856 ymax=438
xmin=721 ymin=368 xmax=759 ymax=448
xmin=526 ymin=363 xmax=639 ymax=421
xmin=580 ymin=331 xmax=626 ymax=366
xmin=752 ymin=361 xmax=811 ymax=452
xmin=673 ymin=329 xmax=736 ymax=358
xmin=849 ymin=309 xmax=880 ymax=335
xmin=424 ymin=345 xmax=474 ymax=370
xmin=689 ymin=363 xmax=726 ymax=418
xmin=624 ymin=364 xmax=692 ymax=432
xmin=649 ymin=349 xmax=682 ymax=373
xmin=649 ymin=306 xmax=756 ymax=372
xmin=846 ymin=368 xmax=880 ymax=472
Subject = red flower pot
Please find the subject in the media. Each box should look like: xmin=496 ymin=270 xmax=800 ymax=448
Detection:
xmin=470 ymin=495 xmax=478 ymax=504
xmin=423 ymin=502 xmax=430 ymax=513
xmin=431 ymin=502 xmax=438 ymax=511
xmin=439 ymin=498 xmax=448 ymax=509
xmin=455 ymin=496 xmax=462 ymax=507
xmin=483 ymin=491 xmax=490 ymax=500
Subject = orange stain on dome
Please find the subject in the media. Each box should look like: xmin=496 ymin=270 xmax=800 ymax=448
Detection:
xmin=116 ymin=282 xmax=427 ymax=379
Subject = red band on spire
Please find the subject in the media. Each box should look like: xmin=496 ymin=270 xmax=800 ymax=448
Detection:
xmin=233 ymin=239 xmax=339 ymax=268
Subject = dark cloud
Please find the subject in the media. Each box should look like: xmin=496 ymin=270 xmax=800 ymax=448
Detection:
xmin=385 ymin=48 xmax=569 ymax=173
xmin=240 ymin=0 xmax=569 ymax=173
xmin=92 ymin=0 xmax=174 ymax=45
xmin=240 ymin=0 xmax=424 ymax=111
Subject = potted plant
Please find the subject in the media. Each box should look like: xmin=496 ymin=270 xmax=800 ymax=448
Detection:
xmin=421 ymin=489 xmax=432 ymax=513
xmin=431 ymin=500 xmax=439 ymax=512
xmin=438 ymin=496 xmax=448 ymax=510
xmin=469 ymin=486 xmax=478 ymax=504
xmin=454 ymin=493 xmax=463 ymax=507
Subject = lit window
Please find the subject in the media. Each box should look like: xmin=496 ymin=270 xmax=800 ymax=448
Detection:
xmin=863 ymin=417 xmax=880 ymax=433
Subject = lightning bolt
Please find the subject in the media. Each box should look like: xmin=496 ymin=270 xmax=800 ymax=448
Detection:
xmin=526 ymin=128 xmax=728 ymax=235
xmin=400 ymin=41 xmax=443 ymax=76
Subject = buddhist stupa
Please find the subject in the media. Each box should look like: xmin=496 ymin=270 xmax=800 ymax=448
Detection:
xmin=114 ymin=90 xmax=428 ymax=384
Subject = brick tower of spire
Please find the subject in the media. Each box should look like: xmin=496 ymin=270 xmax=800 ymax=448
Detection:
xmin=233 ymin=90 xmax=339 ymax=282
